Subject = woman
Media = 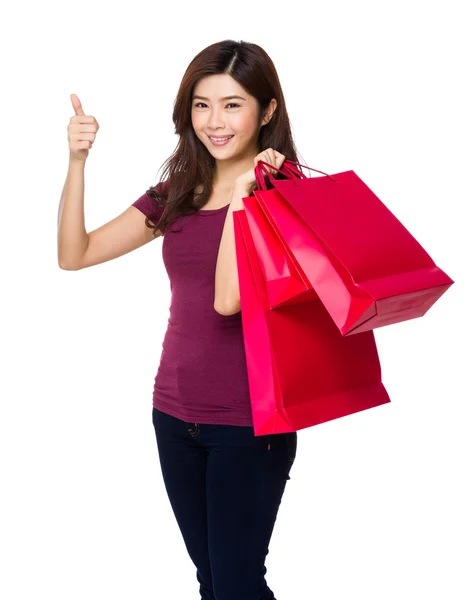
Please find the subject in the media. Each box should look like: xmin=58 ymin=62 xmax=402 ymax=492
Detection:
xmin=58 ymin=39 xmax=303 ymax=600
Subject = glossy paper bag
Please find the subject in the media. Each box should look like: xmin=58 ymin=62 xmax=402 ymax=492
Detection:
xmin=233 ymin=204 xmax=391 ymax=436
xmin=251 ymin=160 xmax=454 ymax=335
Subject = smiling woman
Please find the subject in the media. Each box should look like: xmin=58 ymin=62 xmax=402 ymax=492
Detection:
xmin=133 ymin=41 xmax=303 ymax=600
xmin=133 ymin=43 xmax=301 ymax=238
xmin=59 ymin=38 xmax=302 ymax=600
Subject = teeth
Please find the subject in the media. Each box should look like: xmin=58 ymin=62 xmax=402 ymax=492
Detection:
xmin=210 ymin=136 xmax=232 ymax=141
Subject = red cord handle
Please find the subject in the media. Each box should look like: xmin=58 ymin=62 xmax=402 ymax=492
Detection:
xmin=254 ymin=160 xmax=294 ymax=190
xmin=254 ymin=159 xmax=336 ymax=191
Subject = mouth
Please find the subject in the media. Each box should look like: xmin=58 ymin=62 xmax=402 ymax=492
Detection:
xmin=207 ymin=135 xmax=234 ymax=147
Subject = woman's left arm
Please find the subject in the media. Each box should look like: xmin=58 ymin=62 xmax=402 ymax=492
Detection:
xmin=213 ymin=182 xmax=251 ymax=316
xmin=214 ymin=148 xmax=285 ymax=315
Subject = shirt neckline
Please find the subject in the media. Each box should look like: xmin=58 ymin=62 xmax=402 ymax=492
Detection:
xmin=197 ymin=204 xmax=230 ymax=215
xmin=186 ymin=191 xmax=231 ymax=215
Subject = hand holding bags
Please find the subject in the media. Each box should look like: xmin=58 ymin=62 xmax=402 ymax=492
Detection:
xmin=249 ymin=159 xmax=454 ymax=335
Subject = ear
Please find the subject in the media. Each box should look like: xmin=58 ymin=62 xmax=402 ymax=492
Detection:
xmin=261 ymin=98 xmax=278 ymax=126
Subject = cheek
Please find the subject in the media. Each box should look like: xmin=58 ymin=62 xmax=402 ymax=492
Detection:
xmin=231 ymin=112 xmax=258 ymax=136
xmin=191 ymin=112 xmax=204 ymax=134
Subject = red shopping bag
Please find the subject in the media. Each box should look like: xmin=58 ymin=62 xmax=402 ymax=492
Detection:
xmin=241 ymin=184 xmax=318 ymax=308
xmin=232 ymin=204 xmax=391 ymax=436
xmin=249 ymin=159 xmax=454 ymax=336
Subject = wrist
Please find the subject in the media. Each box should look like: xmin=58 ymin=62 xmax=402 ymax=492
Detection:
xmin=233 ymin=179 xmax=252 ymax=197
xmin=69 ymin=155 xmax=87 ymax=169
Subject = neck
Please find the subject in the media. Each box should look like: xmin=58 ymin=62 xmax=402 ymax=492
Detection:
xmin=212 ymin=146 xmax=259 ymax=189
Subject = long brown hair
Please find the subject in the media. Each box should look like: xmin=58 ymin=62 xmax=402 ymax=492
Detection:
xmin=144 ymin=39 xmax=305 ymax=236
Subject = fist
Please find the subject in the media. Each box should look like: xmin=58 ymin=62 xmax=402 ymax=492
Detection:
xmin=235 ymin=148 xmax=286 ymax=193
xmin=68 ymin=93 xmax=100 ymax=163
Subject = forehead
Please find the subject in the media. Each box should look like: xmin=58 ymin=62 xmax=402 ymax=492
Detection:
xmin=192 ymin=74 xmax=250 ymax=101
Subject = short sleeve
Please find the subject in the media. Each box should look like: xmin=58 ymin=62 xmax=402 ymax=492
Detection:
xmin=131 ymin=181 xmax=166 ymax=225
xmin=131 ymin=192 xmax=162 ymax=218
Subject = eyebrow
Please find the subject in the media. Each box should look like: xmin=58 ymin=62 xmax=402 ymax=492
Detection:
xmin=192 ymin=95 xmax=247 ymax=102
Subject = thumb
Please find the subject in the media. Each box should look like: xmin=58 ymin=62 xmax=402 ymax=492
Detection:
xmin=70 ymin=93 xmax=85 ymax=116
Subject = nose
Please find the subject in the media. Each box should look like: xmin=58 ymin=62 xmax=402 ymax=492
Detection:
xmin=206 ymin=107 xmax=226 ymax=129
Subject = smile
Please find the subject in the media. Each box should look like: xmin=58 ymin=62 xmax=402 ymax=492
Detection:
xmin=208 ymin=135 xmax=234 ymax=146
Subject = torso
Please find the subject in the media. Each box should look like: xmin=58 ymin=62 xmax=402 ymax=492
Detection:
xmin=152 ymin=185 xmax=253 ymax=426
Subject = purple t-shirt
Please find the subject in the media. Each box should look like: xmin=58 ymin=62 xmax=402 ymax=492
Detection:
xmin=131 ymin=186 xmax=253 ymax=426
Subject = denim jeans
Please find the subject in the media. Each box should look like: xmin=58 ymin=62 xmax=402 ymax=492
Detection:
xmin=151 ymin=406 xmax=297 ymax=600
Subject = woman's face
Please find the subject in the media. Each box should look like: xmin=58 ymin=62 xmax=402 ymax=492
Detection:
xmin=191 ymin=74 xmax=267 ymax=161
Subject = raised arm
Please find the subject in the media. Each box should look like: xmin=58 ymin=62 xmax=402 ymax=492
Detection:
xmin=57 ymin=156 xmax=162 ymax=270
xmin=57 ymin=94 xmax=162 ymax=271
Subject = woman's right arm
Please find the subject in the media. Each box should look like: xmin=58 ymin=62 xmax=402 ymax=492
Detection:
xmin=57 ymin=94 xmax=161 ymax=271
xmin=57 ymin=156 xmax=161 ymax=271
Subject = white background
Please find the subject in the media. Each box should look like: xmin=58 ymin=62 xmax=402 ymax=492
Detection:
xmin=1 ymin=1 xmax=465 ymax=599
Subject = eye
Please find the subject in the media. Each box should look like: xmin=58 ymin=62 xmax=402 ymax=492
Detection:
xmin=193 ymin=102 xmax=240 ymax=108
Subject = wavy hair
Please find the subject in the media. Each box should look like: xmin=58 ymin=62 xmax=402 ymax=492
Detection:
xmin=144 ymin=39 xmax=305 ymax=236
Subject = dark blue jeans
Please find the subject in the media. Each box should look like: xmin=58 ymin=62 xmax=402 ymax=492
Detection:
xmin=151 ymin=407 xmax=297 ymax=600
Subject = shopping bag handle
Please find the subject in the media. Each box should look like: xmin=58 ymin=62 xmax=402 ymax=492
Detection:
xmin=255 ymin=159 xmax=336 ymax=190
xmin=279 ymin=159 xmax=337 ymax=181
xmin=254 ymin=160 xmax=295 ymax=190
xmin=276 ymin=160 xmax=308 ymax=179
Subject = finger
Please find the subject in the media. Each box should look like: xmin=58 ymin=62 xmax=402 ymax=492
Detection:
xmin=264 ymin=151 xmax=277 ymax=174
xmin=262 ymin=151 xmax=274 ymax=167
xmin=71 ymin=93 xmax=85 ymax=116
xmin=257 ymin=150 xmax=276 ymax=175
xmin=273 ymin=150 xmax=285 ymax=168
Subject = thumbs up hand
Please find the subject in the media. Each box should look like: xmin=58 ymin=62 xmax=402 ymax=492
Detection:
xmin=68 ymin=93 xmax=100 ymax=162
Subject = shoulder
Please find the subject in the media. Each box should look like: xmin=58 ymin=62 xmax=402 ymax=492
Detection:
xmin=135 ymin=178 xmax=172 ymax=214
xmin=146 ymin=178 xmax=170 ymax=204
